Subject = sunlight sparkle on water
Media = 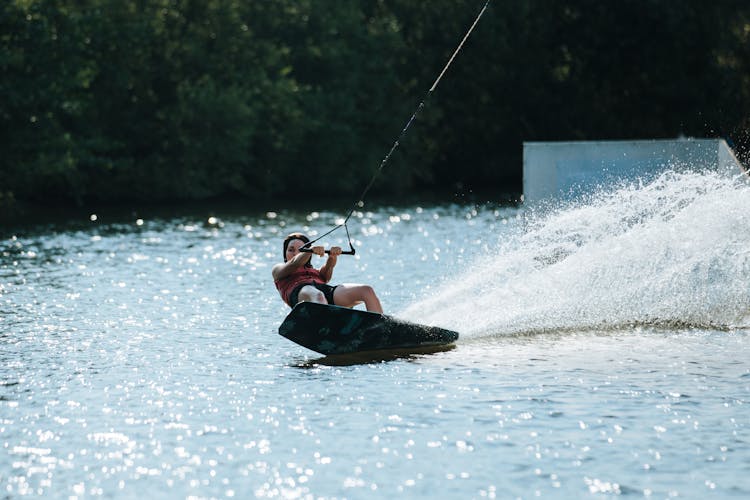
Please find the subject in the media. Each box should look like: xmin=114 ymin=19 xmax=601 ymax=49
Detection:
xmin=1 ymin=170 xmax=749 ymax=498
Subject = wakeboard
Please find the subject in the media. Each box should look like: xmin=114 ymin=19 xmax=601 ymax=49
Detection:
xmin=278 ymin=302 xmax=459 ymax=355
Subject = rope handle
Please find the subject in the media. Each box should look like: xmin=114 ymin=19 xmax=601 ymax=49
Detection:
xmin=299 ymin=241 xmax=356 ymax=256
xmin=299 ymin=248 xmax=356 ymax=256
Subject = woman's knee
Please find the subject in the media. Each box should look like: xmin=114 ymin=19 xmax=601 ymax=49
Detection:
xmin=356 ymin=285 xmax=379 ymax=300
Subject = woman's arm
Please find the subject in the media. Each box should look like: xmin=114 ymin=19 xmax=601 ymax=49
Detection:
xmin=318 ymin=246 xmax=341 ymax=282
xmin=271 ymin=250 xmax=315 ymax=281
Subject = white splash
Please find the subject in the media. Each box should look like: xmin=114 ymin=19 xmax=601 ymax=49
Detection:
xmin=401 ymin=170 xmax=750 ymax=336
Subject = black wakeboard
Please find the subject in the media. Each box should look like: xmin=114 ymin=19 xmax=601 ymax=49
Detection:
xmin=278 ymin=302 xmax=459 ymax=355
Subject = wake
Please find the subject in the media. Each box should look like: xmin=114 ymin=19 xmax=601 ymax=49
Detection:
xmin=400 ymin=170 xmax=750 ymax=337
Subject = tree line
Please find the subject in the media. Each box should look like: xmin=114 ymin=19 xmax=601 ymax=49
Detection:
xmin=1 ymin=0 xmax=748 ymax=213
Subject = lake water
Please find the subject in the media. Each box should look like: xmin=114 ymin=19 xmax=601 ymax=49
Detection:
xmin=1 ymin=170 xmax=749 ymax=498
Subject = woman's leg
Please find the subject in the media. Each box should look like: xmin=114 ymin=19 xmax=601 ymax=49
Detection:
xmin=297 ymin=284 xmax=328 ymax=305
xmin=333 ymin=284 xmax=383 ymax=313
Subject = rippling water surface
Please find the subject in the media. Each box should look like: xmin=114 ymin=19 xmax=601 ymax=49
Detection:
xmin=1 ymin=171 xmax=749 ymax=498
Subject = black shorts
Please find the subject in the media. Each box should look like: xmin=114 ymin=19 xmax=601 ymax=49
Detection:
xmin=289 ymin=283 xmax=338 ymax=307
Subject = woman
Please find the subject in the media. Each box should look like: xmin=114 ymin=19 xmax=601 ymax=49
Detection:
xmin=271 ymin=233 xmax=383 ymax=314
xmin=272 ymin=232 xmax=383 ymax=313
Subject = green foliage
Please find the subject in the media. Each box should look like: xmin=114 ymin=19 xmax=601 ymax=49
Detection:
xmin=1 ymin=0 xmax=749 ymax=209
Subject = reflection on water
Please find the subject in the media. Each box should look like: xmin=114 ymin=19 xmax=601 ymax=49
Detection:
xmin=1 ymin=171 xmax=750 ymax=497
xmin=292 ymin=344 xmax=458 ymax=368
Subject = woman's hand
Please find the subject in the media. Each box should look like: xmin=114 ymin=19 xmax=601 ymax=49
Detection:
xmin=328 ymin=246 xmax=342 ymax=257
xmin=312 ymin=245 xmax=325 ymax=256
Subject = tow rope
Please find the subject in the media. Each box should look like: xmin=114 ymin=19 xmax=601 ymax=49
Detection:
xmin=302 ymin=0 xmax=492 ymax=255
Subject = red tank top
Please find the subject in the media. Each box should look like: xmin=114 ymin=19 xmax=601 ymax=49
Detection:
xmin=274 ymin=267 xmax=327 ymax=306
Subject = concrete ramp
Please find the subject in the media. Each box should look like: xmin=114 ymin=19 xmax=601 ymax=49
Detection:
xmin=522 ymin=138 xmax=748 ymax=203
